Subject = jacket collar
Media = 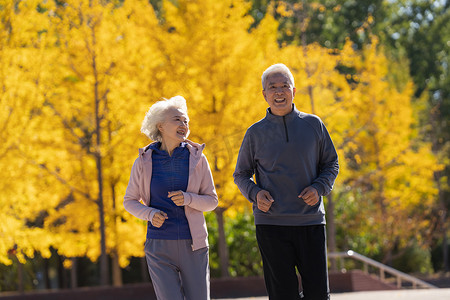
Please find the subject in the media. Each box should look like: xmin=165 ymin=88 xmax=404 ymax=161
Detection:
xmin=265 ymin=104 xmax=299 ymax=123
xmin=139 ymin=139 xmax=205 ymax=160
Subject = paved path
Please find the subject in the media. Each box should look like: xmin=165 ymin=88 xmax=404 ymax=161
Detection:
xmin=214 ymin=288 xmax=450 ymax=300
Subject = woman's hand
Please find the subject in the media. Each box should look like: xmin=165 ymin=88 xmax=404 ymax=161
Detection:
xmin=152 ymin=211 xmax=168 ymax=228
xmin=168 ymin=190 xmax=185 ymax=206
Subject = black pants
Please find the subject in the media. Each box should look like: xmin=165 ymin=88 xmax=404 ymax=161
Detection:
xmin=256 ymin=224 xmax=330 ymax=300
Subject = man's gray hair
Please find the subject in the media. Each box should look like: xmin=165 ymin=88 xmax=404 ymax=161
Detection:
xmin=261 ymin=63 xmax=295 ymax=90
xmin=141 ymin=96 xmax=189 ymax=142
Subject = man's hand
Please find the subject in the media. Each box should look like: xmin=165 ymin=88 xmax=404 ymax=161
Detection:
xmin=298 ymin=186 xmax=319 ymax=206
xmin=152 ymin=211 xmax=168 ymax=228
xmin=256 ymin=190 xmax=275 ymax=212
xmin=168 ymin=190 xmax=184 ymax=206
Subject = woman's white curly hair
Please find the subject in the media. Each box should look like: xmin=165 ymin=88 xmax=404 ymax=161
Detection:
xmin=141 ymin=96 xmax=189 ymax=142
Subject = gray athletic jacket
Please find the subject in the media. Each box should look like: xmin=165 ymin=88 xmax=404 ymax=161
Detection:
xmin=233 ymin=105 xmax=339 ymax=226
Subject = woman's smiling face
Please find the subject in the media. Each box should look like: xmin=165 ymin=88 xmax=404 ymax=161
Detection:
xmin=158 ymin=107 xmax=190 ymax=145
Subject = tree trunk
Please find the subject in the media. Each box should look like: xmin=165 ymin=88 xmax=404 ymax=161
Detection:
xmin=444 ymin=224 xmax=449 ymax=272
xmin=92 ymin=33 xmax=109 ymax=285
xmin=326 ymin=192 xmax=337 ymax=271
xmin=43 ymin=257 xmax=51 ymax=289
xmin=141 ymin=257 xmax=150 ymax=282
xmin=95 ymin=122 xmax=108 ymax=286
xmin=110 ymin=183 xmax=123 ymax=286
xmin=430 ymin=90 xmax=448 ymax=272
xmin=70 ymin=257 xmax=78 ymax=289
xmin=96 ymin=128 xmax=108 ymax=285
xmin=215 ymin=207 xmax=229 ymax=277
xmin=57 ymin=254 xmax=68 ymax=289
xmin=111 ymin=250 xmax=122 ymax=286
xmin=17 ymin=258 xmax=24 ymax=293
xmin=438 ymin=179 xmax=449 ymax=272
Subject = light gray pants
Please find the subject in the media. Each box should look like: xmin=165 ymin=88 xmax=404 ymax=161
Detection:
xmin=145 ymin=239 xmax=210 ymax=300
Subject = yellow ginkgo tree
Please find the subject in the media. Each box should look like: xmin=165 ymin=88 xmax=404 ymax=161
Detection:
xmin=30 ymin=0 xmax=168 ymax=286
xmin=0 ymin=0 xmax=58 ymax=268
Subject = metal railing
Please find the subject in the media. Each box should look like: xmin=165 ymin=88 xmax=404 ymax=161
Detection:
xmin=328 ymin=250 xmax=437 ymax=289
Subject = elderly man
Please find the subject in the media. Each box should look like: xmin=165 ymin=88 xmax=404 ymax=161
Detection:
xmin=233 ymin=63 xmax=339 ymax=300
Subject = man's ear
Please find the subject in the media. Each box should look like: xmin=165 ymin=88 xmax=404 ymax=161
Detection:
xmin=262 ymin=90 xmax=267 ymax=102
xmin=293 ymin=87 xmax=296 ymax=97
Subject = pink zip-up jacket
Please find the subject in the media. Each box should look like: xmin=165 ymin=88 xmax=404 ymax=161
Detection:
xmin=123 ymin=140 xmax=218 ymax=251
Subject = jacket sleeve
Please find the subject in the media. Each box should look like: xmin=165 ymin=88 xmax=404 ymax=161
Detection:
xmin=123 ymin=157 xmax=159 ymax=222
xmin=233 ymin=130 xmax=262 ymax=203
xmin=183 ymin=155 xmax=218 ymax=212
xmin=311 ymin=121 xmax=339 ymax=196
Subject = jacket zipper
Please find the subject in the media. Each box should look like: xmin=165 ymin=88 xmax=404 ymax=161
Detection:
xmin=171 ymin=156 xmax=181 ymax=239
xmin=283 ymin=116 xmax=289 ymax=142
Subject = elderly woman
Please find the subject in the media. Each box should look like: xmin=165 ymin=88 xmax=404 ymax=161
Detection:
xmin=124 ymin=96 xmax=218 ymax=300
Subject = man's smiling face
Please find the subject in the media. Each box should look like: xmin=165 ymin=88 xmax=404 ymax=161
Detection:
xmin=262 ymin=72 xmax=296 ymax=116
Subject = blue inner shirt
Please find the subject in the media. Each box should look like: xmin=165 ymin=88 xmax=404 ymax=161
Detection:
xmin=146 ymin=142 xmax=192 ymax=240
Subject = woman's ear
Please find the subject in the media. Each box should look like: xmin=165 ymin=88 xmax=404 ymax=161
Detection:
xmin=157 ymin=123 xmax=164 ymax=133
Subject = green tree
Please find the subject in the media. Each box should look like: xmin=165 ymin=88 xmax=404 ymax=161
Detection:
xmin=383 ymin=1 xmax=450 ymax=271
xmin=334 ymin=38 xmax=440 ymax=268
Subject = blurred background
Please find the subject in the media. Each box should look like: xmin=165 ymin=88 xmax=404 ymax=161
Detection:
xmin=0 ymin=0 xmax=448 ymax=293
